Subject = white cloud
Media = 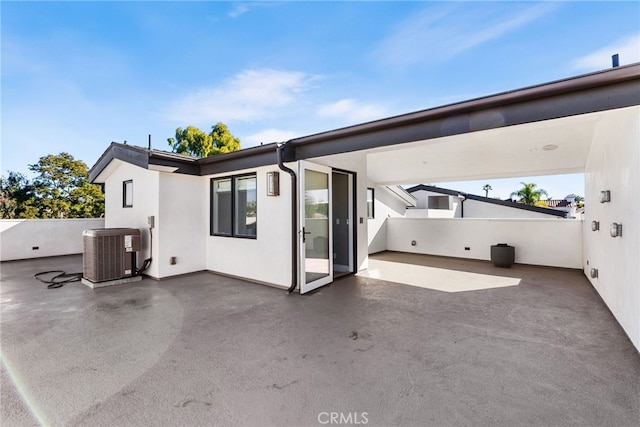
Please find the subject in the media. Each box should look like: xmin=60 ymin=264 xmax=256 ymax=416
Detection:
xmin=168 ymin=69 xmax=313 ymax=124
xmin=572 ymin=34 xmax=640 ymax=71
xmin=373 ymin=3 xmax=557 ymax=68
xmin=228 ymin=4 xmax=250 ymax=18
xmin=228 ymin=2 xmax=277 ymax=18
xmin=243 ymin=128 xmax=300 ymax=147
xmin=317 ymin=99 xmax=386 ymax=124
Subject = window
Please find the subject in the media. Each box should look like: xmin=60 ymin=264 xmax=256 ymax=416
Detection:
xmin=212 ymin=178 xmax=232 ymax=235
xmin=123 ymin=180 xmax=133 ymax=208
xmin=428 ymin=196 xmax=449 ymax=209
xmin=211 ymin=174 xmax=257 ymax=238
xmin=366 ymin=188 xmax=374 ymax=219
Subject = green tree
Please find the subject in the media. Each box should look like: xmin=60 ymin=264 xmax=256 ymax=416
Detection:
xmin=28 ymin=152 xmax=104 ymax=218
xmin=0 ymin=172 xmax=38 ymax=218
xmin=210 ymin=122 xmax=241 ymax=155
xmin=168 ymin=122 xmax=241 ymax=158
xmin=510 ymin=182 xmax=548 ymax=206
xmin=482 ymin=184 xmax=492 ymax=197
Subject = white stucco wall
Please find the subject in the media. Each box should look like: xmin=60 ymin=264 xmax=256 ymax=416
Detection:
xmin=0 ymin=218 xmax=105 ymax=261
xmin=367 ymin=185 xmax=408 ymax=254
xmin=206 ymin=165 xmax=293 ymax=288
xmin=103 ymin=161 xmax=161 ymax=278
xmin=157 ymin=173 xmax=207 ymax=278
xmin=386 ymin=218 xmax=582 ymax=269
xmin=583 ymin=105 xmax=639 ymax=351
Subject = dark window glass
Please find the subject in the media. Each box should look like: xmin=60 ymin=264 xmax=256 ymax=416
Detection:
xmin=123 ymin=180 xmax=133 ymax=208
xmin=366 ymin=188 xmax=374 ymax=219
xmin=234 ymin=175 xmax=257 ymax=238
xmin=212 ymin=178 xmax=232 ymax=235
xmin=428 ymin=196 xmax=449 ymax=209
xmin=211 ymin=174 xmax=257 ymax=238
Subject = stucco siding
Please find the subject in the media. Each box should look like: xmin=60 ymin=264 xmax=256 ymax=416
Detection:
xmin=103 ymin=161 xmax=160 ymax=277
xmin=583 ymin=105 xmax=640 ymax=350
xmin=157 ymin=173 xmax=208 ymax=278
xmin=206 ymin=165 xmax=293 ymax=288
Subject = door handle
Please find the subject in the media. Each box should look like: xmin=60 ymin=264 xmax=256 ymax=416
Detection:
xmin=302 ymin=227 xmax=311 ymax=243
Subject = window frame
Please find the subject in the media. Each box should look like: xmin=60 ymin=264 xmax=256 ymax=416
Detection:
xmin=123 ymin=180 xmax=133 ymax=208
xmin=366 ymin=187 xmax=375 ymax=219
xmin=210 ymin=173 xmax=257 ymax=239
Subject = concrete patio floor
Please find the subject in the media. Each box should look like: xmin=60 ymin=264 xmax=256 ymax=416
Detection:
xmin=1 ymin=253 xmax=639 ymax=427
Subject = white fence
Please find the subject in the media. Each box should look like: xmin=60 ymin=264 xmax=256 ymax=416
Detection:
xmin=385 ymin=218 xmax=582 ymax=269
xmin=0 ymin=219 xmax=105 ymax=261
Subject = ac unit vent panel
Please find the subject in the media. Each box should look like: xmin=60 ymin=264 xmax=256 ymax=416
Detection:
xmin=83 ymin=228 xmax=141 ymax=283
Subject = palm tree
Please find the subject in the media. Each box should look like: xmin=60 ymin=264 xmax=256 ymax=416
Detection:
xmin=482 ymin=184 xmax=492 ymax=198
xmin=510 ymin=182 xmax=548 ymax=206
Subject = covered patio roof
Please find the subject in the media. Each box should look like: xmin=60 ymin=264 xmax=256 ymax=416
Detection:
xmin=90 ymin=63 xmax=640 ymax=184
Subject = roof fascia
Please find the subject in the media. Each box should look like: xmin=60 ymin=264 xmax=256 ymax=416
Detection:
xmin=290 ymin=64 xmax=640 ymax=160
xmin=89 ymin=143 xmax=150 ymax=183
xmin=149 ymin=152 xmax=199 ymax=175
xmin=89 ymin=143 xmax=199 ymax=182
xmin=198 ymin=144 xmax=279 ymax=175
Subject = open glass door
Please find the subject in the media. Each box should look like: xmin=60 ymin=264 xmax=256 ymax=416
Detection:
xmin=299 ymin=161 xmax=333 ymax=294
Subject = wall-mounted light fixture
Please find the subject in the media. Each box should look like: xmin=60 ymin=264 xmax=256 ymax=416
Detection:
xmin=267 ymin=171 xmax=280 ymax=196
xmin=610 ymin=222 xmax=622 ymax=238
xmin=591 ymin=221 xmax=600 ymax=231
xmin=599 ymin=190 xmax=611 ymax=203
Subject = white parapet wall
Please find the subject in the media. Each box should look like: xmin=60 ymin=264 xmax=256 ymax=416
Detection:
xmin=386 ymin=218 xmax=582 ymax=269
xmin=0 ymin=218 xmax=105 ymax=261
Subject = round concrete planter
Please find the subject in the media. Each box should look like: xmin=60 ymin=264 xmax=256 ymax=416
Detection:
xmin=491 ymin=244 xmax=515 ymax=268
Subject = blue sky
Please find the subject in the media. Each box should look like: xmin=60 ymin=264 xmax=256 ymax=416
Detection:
xmin=2 ymin=1 xmax=639 ymax=200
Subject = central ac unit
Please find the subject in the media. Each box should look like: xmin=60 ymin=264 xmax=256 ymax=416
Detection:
xmin=83 ymin=228 xmax=141 ymax=283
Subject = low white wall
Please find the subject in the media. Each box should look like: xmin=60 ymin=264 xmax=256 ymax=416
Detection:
xmin=583 ymin=105 xmax=639 ymax=351
xmin=0 ymin=218 xmax=105 ymax=261
xmin=386 ymin=218 xmax=582 ymax=269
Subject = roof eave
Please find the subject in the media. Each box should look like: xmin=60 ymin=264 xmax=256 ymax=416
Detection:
xmin=290 ymin=63 xmax=640 ymax=147
xmin=89 ymin=142 xmax=199 ymax=183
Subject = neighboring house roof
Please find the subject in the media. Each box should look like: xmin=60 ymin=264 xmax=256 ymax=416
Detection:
xmin=405 ymin=184 xmax=567 ymax=218
xmin=90 ymin=63 xmax=640 ymax=183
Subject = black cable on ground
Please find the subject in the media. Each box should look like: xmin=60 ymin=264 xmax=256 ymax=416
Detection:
xmin=34 ymin=270 xmax=83 ymax=289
